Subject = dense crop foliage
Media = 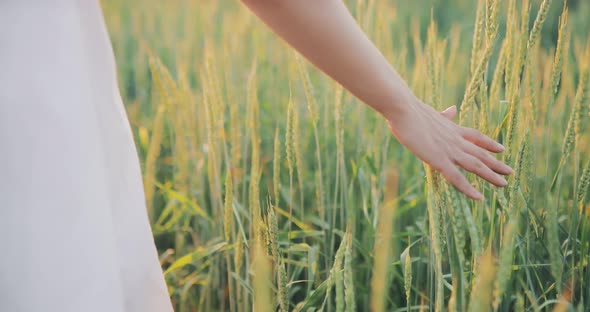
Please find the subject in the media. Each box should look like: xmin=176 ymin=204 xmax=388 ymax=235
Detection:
xmin=103 ymin=1 xmax=590 ymax=311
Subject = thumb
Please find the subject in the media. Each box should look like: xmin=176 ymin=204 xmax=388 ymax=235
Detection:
xmin=440 ymin=105 xmax=457 ymax=120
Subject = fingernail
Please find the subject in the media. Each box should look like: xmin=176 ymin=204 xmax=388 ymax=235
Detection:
xmin=500 ymin=177 xmax=508 ymax=186
xmin=499 ymin=144 xmax=505 ymax=151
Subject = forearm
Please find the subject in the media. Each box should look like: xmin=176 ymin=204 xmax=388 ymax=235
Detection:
xmin=241 ymin=0 xmax=418 ymax=118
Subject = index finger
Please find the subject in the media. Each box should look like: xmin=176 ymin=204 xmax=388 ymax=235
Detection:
xmin=461 ymin=127 xmax=505 ymax=153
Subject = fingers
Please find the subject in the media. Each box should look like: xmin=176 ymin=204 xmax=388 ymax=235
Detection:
xmin=440 ymin=106 xmax=457 ymax=120
xmin=439 ymin=161 xmax=483 ymax=200
xmin=464 ymin=142 xmax=513 ymax=175
xmin=426 ymin=109 xmax=512 ymax=200
xmin=461 ymin=127 xmax=504 ymax=153
xmin=455 ymin=153 xmax=508 ymax=187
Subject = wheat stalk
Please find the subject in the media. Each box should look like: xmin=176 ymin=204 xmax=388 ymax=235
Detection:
xmin=273 ymin=127 xmax=282 ymax=207
xmin=370 ymin=168 xmax=398 ymax=312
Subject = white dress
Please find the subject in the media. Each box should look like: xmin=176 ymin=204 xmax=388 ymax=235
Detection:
xmin=0 ymin=1 xmax=174 ymax=311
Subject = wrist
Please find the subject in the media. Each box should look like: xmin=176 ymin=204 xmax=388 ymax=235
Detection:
xmin=380 ymin=91 xmax=422 ymax=123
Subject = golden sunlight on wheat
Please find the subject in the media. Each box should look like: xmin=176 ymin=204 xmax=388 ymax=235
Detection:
xmin=102 ymin=0 xmax=590 ymax=310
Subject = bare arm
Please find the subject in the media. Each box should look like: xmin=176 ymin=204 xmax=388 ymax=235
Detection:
xmin=241 ymin=0 xmax=512 ymax=200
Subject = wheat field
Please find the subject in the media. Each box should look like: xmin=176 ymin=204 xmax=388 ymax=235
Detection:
xmin=101 ymin=0 xmax=590 ymax=311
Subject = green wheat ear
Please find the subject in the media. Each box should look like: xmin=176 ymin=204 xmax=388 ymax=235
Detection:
xmin=334 ymin=235 xmax=347 ymax=312
xmin=267 ymin=207 xmax=289 ymax=312
xmin=344 ymin=231 xmax=356 ymax=312
xmin=403 ymin=250 xmax=412 ymax=311
xmin=548 ymin=6 xmax=570 ymax=190
xmin=527 ymin=0 xmax=552 ymax=51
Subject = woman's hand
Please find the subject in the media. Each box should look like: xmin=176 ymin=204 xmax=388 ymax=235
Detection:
xmin=386 ymin=101 xmax=513 ymax=200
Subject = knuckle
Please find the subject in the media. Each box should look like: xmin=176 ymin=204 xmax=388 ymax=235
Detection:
xmin=463 ymin=156 xmax=478 ymax=169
